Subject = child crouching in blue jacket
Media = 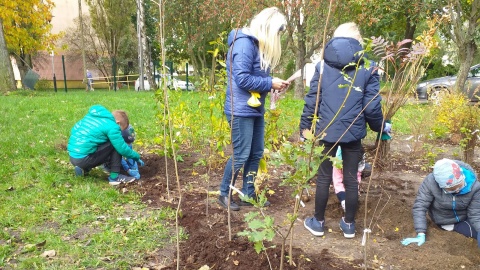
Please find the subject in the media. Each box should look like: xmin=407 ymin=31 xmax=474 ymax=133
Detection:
xmin=67 ymin=105 xmax=144 ymax=186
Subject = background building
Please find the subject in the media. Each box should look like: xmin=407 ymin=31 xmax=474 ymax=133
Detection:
xmin=29 ymin=0 xmax=95 ymax=89
xmin=51 ymin=0 xmax=87 ymax=34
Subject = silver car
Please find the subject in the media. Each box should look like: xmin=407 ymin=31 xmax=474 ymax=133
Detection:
xmin=416 ymin=64 xmax=480 ymax=101
xmin=135 ymin=74 xmax=174 ymax=91
xmin=173 ymin=78 xmax=195 ymax=91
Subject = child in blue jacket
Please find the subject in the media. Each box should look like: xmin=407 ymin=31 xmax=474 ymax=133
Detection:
xmin=67 ymin=105 xmax=144 ymax=186
xmin=114 ymin=110 xmax=141 ymax=179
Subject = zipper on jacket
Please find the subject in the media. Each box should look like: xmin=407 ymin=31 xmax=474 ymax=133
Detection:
xmin=452 ymin=195 xmax=460 ymax=223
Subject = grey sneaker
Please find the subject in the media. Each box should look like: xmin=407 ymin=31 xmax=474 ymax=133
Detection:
xmin=108 ymin=174 xmax=136 ymax=186
xmin=304 ymin=217 xmax=325 ymax=236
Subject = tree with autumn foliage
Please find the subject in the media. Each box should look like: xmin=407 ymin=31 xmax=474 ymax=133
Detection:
xmin=279 ymin=1 xmax=356 ymax=99
xmin=0 ymin=18 xmax=16 ymax=93
xmin=62 ymin=16 xmax=138 ymax=84
xmin=369 ymin=16 xmax=442 ymax=164
xmin=0 ymin=0 xmax=60 ymax=84
xmin=440 ymin=0 xmax=480 ymax=94
xmin=83 ymin=0 xmax=137 ymax=82
xmin=354 ymin=0 xmax=480 ymax=91
xmin=353 ymin=0 xmax=436 ymax=46
xmin=162 ymin=0 xmax=265 ymax=77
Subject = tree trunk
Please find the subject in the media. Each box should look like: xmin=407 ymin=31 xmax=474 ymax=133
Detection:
xmin=462 ymin=133 xmax=476 ymax=164
xmin=293 ymin=20 xmax=306 ymax=99
xmin=376 ymin=139 xmax=391 ymax=169
xmin=198 ymin=52 xmax=206 ymax=77
xmin=0 ymin=19 xmax=16 ymax=93
xmin=455 ymin=41 xmax=476 ymax=93
xmin=450 ymin=0 xmax=479 ymax=93
xmin=402 ymin=15 xmax=416 ymax=48
xmin=293 ymin=67 xmax=305 ymax=99
xmin=143 ymin=29 xmax=155 ymax=89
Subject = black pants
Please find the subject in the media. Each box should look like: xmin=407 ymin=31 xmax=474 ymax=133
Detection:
xmin=314 ymin=140 xmax=363 ymax=223
xmin=437 ymin=219 xmax=479 ymax=239
xmin=70 ymin=142 xmax=122 ymax=173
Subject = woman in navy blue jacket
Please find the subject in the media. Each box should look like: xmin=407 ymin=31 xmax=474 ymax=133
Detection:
xmin=301 ymin=22 xmax=389 ymax=238
xmin=218 ymin=7 xmax=289 ymax=211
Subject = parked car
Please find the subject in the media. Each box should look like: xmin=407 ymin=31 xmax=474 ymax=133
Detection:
xmin=135 ymin=74 xmax=173 ymax=91
xmin=135 ymin=76 xmax=150 ymax=91
xmin=416 ymin=64 xmax=480 ymax=101
xmin=173 ymin=79 xmax=195 ymax=91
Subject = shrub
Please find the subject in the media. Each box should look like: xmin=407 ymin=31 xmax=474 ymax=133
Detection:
xmin=35 ymin=79 xmax=53 ymax=91
xmin=423 ymin=59 xmax=457 ymax=80
xmin=432 ymin=92 xmax=480 ymax=162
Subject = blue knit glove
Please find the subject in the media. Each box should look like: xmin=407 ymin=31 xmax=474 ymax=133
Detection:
xmin=127 ymin=169 xmax=140 ymax=180
xmin=137 ymin=159 xmax=145 ymax=167
xmin=401 ymin=233 xmax=426 ymax=246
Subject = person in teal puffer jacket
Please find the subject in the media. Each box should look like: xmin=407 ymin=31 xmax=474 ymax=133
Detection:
xmin=67 ymin=105 xmax=144 ymax=186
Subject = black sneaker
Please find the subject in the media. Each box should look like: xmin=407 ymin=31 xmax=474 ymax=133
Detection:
xmin=74 ymin=166 xmax=85 ymax=177
xmin=102 ymin=163 xmax=111 ymax=173
xmin=74 ymin=166 xmax=90 ymax=177
xmin=218 ymin=195 xmax=240 ymax=211
xmin=362 ymin=162 xmax=372 ymax=178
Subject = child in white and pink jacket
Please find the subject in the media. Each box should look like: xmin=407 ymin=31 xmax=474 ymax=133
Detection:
xmin=332 ymin=146 xmax=366 ymax=211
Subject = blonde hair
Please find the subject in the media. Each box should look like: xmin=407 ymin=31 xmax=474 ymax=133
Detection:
xmin=248 ymin=7 xmax=286 ymax=71
xmin=333 ymin=22 xmax=363 ymax=45
xmin=112 ymin=110 xmax=129 ymax=130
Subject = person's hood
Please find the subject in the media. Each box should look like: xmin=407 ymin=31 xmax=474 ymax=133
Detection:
xmin=227 ymin=28 xmax=258 ymax=47
xmin=122 ymin=124 xmax=136 ymax=144
xmin=458 ymin=165 xmax=476 ymax=195
xmin=324 ymin=37 xmax=364 ymax=70
xmin=88 ymin=105 xmax=114 ymax=120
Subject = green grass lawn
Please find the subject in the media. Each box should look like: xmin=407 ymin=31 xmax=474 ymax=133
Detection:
xmin=0 ymin=89 xmax=180 ymax=269
xmin=0 ymin=88 xmax=428 ymax=269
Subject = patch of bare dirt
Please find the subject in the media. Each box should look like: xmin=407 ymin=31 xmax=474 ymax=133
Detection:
xmin=129 ymin=137 xmax=480 ymax=270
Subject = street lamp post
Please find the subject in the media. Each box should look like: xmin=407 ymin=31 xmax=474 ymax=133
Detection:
xmin=50 ymin=51 xmax=57 ymax=92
